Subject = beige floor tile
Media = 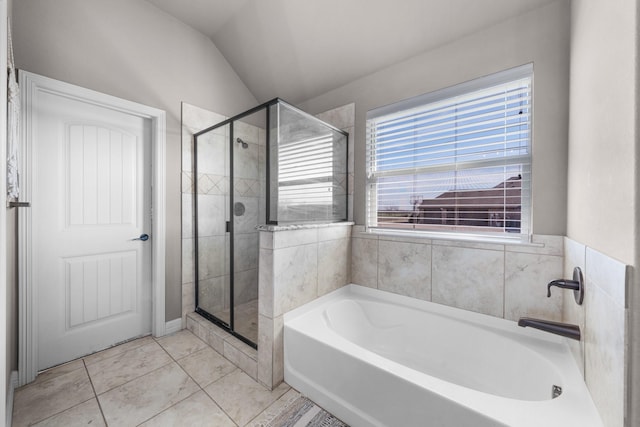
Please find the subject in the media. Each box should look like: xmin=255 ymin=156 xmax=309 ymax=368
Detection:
xmin=250 ymin=388 xmax=302 ymax=426
xmin=13 ymin=368 xmax=94 ymax=427
xmin=177 ymin=347 xmax=237 ymax=388
xmin=139 ymin=390 xmax=236 ymax=427
xmin=32 ymin=398 xmax=106 ymax=427
xmin=32 ymin=359 xmax=85 ymax=385
xmin=156 ymin=329 xmax=208 ymax=360
xmin=204 ymin=369 xmax=289 ymax=426
xmin=87 ymin=340 xmax=173 ymax=394
xmin=99 ymin=362 xmax=199 ymax=427
xmin=84 ymin=335 xmax=154 ymax=366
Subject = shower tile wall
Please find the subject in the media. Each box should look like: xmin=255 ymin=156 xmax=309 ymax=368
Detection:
xmin=563 ymin=237 xmax=628 ymax=427
xmin=351 ymin=226 xmax=565 ymax=322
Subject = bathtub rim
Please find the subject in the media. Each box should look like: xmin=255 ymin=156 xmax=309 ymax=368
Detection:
xmin=286 ymin=284 xmax=569 ymax=346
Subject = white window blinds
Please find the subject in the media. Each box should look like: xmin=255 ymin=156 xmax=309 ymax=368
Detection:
xmin=366 ymin=64 xmax=532 ymax=239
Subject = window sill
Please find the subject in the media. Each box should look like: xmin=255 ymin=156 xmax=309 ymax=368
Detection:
xmin=358 ymin=226 xmax=547 ymax=248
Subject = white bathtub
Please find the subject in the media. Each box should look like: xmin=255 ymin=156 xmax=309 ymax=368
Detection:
xmin=284 ymin=284 xmax=603 ymax=427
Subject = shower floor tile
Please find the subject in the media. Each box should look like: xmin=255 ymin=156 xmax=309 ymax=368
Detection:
xmin=12 ymin=329 xmax=339 ymax=426
xmin=213 ymin=298 xmax=259 ymax=344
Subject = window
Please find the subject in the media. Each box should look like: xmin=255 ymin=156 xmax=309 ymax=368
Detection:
xmin=366 ymin=64 xmax=532 ymax=240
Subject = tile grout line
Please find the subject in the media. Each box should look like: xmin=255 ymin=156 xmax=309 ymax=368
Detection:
xmin=82 ymin=358 xmax=109 ymax=426
xmin=14 ymin=363 xmax=95 ymax=426
xmin=180 ymin=329 xmax=292 ymax=426
xmin=83 ymin=336 xmax=153 ymax=369
xmin=503 ymin=248 xmax=507 ymax=318
xmin=27 ymin=396 xmax=98 ymax=426
xmin=135 ymin=342 xmax=201 ymax=425
xmin=87 ymin=341 xmax=175 ymax=396
xmin=243 ymin=385 xmax=293 ymax=427
xmin=151 ymin=333 xmax=241 ymax=426
xmin=430 ymin=242 xmax=434 ymax=301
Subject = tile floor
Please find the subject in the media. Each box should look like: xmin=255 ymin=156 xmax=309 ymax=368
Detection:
xmin=12 ymin=330 xmax=307 ymax=426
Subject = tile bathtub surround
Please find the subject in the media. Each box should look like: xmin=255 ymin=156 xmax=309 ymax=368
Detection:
xmin=432 ymin=244 xmax=505 ymax=317
xmin=562 ymin=237 xmax=628 ymax=427
xmin=12 ymin=330 xmax=300 ymax=427
xmin=258 ymin=223 xmax=352 ymax=389
xmin=351 ymin=226 xmax=565 ymax=321
xmin=563 ymin=238 xmax=587 ymax=375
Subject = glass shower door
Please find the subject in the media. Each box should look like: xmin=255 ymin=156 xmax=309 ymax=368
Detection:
xmin=195 ymin=122 xmax=231 ymax=329
xmin=194 ymin=114 xmax=262 ymax=348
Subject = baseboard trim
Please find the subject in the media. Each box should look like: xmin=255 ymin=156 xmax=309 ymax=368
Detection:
xmin=165 ymin=318 xmax=182 ymax=335
xmin=6 ymin=370 xmax=17 ymax=427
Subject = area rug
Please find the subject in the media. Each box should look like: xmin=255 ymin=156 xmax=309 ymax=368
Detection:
xmin=264 ymin=395 xmax=348 ymax=427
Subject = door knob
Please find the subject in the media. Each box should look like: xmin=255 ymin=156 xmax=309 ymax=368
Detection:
xmin=132 ymin=233 xmax=149 ymax=241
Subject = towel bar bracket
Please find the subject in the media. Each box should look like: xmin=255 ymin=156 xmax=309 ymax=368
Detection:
xmin=8 ymin=201 xmax=30 ymax=208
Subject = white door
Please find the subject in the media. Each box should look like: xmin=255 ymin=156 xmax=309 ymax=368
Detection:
xmin=32 ymin=85 xmax=152 ymax=370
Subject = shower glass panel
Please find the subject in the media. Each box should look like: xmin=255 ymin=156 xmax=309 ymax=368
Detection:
xmin=193 ymin=99 xmax=347 ymax=349
xmin=269 ymin=102 xmax=348 ymax=224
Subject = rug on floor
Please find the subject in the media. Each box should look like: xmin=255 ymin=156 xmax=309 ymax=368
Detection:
xmin=265 ymin=396 xmax=348 ymax=427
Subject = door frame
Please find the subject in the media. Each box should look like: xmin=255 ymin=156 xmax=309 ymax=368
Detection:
xmin=18 ymin=71 xmax=167 ymax=385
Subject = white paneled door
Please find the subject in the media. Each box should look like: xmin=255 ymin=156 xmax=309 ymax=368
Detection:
xmin=32 ymin=85 xmax=152 ymax=370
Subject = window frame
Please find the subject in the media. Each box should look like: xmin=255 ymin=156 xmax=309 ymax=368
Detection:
xmin=365 ymin=64 xmax=534 ymax=243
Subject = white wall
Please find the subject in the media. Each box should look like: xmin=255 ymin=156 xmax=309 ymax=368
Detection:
xmin=567 ymin=0 xmax=637 ymax=265
xmin=567 ymin=1 xmax=638 ymax=426
xmin=298 ymin=0 xmax=571 ymax=237
xmin=11 ymin=0 xmax=259 ymax=321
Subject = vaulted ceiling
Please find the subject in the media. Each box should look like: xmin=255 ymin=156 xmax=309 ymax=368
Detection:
xmin=147 ymin=0 xmax=557 ymax=104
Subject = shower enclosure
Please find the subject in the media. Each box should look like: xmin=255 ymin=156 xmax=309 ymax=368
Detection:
xmin=193 ymin=99 xmax=348 ymax=347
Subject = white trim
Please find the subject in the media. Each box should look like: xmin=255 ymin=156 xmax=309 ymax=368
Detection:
xmin=18 ymin=71 xmax=167 ymax=385
xmin=364 ymin=227 xmax=533 ymax=245
xmin=367 ymin=63 xmax=534 ymax=120
xmin=164 ymin=318 xmax=183 ymax=335
xmin=5 ymin=371 xmax=17 ymax=427
xmin=0 ymin=1 xmax=8 ymax=423
xmin=151 ymin=95 xmax=167 ymax=340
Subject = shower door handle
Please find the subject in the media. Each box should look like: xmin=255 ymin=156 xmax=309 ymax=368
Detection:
xmin=131 ymin=233 xmax=149 ymax=241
